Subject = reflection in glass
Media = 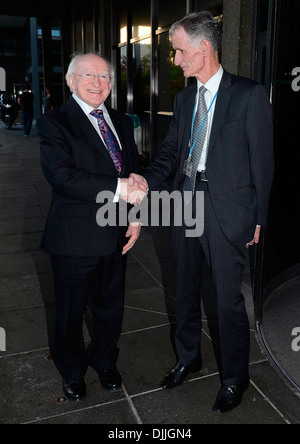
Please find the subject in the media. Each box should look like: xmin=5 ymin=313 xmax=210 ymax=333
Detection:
xmin=158 ymin=0 xmax=186 ymax=29
xmin=117 ymin=0 xmax=127 ymax=43
xmin=118 ymin=46 xmax=127 ymax=113
xmin=120 ymin=27 xmax=127 ymax=44
xmin=132 ymin=39 xmax=151 ymax=115
xmin=85 ymin=7 xmax=94 ymax=53
xmin=194 ymin=0 xmax=223 ymax=16
xmin=158 ymin=33 xmax=185 ymax=112
xmin=132 ymin=0 xmax=151 ymax=39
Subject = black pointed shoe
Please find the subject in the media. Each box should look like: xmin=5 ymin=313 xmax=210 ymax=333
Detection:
xmin=160 ymin=362 xmax=202 ymax=389
xmin=63 ymin=377 xmax=86 ymax=402
xmin=212 ymin=380 xmax=249 ymax=413
xmin=98 ymin=367 xmax=122 ymax=391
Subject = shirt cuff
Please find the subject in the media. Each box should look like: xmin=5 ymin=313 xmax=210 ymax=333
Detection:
xmin=113 ymin=178 xmax=121 ymax=203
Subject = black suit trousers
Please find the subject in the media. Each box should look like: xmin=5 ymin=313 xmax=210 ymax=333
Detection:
xmin=50 ymin=250 xmax=125 ymax=380
xmin=173 ymin=180 xmax=250 ymax=386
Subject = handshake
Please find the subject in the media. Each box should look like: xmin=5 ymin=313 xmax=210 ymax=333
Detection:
xmin=120 ymin=173 xmax=149 ymax=206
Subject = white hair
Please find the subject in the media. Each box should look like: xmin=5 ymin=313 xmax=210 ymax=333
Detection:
xmin=65 ymin=52 xmax=115 ymax=91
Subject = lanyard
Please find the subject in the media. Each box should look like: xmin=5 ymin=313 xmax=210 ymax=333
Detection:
xmin=188 ymin=90 xmax=218 ymax=159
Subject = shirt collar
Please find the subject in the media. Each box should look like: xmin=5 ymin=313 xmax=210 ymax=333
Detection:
xmin=72 ymin=93 xmax=107 ymax=116
xmin=197 ymin=64 xmax=224 ymax=94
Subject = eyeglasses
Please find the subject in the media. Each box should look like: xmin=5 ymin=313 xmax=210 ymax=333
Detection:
xmin=74 ymin=73 xmax=112 ymax=83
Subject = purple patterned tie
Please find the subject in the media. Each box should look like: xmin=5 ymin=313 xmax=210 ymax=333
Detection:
xmin=90 ymin=109 xmax=123 ymax=174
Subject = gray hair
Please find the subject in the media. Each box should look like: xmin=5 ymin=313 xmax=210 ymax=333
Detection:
xmin=65 ymin=52 xmax=115 ymax=91
xmin=169 ymin=11 xmax=222 ymax=54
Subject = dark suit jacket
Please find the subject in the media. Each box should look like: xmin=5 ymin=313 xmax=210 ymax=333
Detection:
xmin=143 ymin=70 xmax=275 ymax=246
xmin=37 ymin=97 xmax=140 ymax=257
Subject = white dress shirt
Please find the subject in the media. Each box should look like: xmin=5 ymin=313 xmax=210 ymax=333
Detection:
xmin=72 ymin=93 xmax=123 ymax=150
xmin=195 ymin=65 xmax=223 ymax=172
xmin=72 ymin=93 xmax=122 ymax=200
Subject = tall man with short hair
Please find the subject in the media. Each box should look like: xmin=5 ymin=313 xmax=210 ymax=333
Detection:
xmin=37 ymin=53 xmax=147 ymax=401
xmin=132 ymin=11 xmax=274 ymax=413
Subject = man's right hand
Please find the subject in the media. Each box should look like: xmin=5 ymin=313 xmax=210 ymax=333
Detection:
xmin=120 ymin=175 xmax=149 ymax=205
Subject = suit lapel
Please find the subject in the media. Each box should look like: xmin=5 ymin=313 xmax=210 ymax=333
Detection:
xmin=66 ymin=98 xmax=118 ymax=174
xmin=208 ymin=70 xmax=232 ymax=153
xmin=107 ymin=106 xmax=128 ymax=176
xmin=107 ymin=107 xmax=126 ymax=149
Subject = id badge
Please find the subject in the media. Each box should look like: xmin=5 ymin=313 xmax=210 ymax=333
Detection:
xmin=183 ymin=156 xmax=193 ymax=178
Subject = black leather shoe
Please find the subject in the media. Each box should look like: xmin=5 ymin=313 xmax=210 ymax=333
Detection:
xmin=99 ymin=368 xmax=122 ymax=391
xmin=160 ymin=362 xmax=201 ymax=389
xmin=63 ymin=377 xmax=86 ymax=401
xmin=212 ymin=380 xmax=249 ymax=413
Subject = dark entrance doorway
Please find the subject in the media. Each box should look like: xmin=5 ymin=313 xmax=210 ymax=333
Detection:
xmin=256 ymin=0 xmax=300 ymax=395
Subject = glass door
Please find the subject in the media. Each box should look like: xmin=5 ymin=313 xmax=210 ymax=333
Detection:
xmin=255 ymin=0 xmax=300 ymax=395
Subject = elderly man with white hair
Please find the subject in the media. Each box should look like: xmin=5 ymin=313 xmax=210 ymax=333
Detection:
xmin=37 ymin=52 xmax=147 ymax=401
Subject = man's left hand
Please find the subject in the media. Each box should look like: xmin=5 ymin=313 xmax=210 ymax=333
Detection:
xmin=122 ymin=222 xmax=142 ymax=255
xmin=246 ymin=226 xmax=261 ymax=248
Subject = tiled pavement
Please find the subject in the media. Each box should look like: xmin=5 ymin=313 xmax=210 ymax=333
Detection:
xmin=0 ymin=122 xmax=300 ymax=425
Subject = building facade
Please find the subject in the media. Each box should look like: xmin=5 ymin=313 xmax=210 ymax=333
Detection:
xmin=0 ymin=0 xmax=299 ymax=393
xmin=65 ymin=0 xmax=259 ymax=158
xmin=0 ymin=0 xmax=270 ymax=157
xmin=0 ymin=15 xmax=63 ymax=115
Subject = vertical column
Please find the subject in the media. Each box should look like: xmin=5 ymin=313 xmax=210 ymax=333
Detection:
xmin=30 ymin=18 xmax=41 ymax=118
xmin=222 ymin=0 xmax=242 ymax=75
xmin=60 ymin=3 xmax=73 ymax=103
xmin=222 ymin=0 xmax=255 ymax=79
xmin=126 ymin=0 xmax=133 ymax=114
xmin=150 ymin=0 xmax=159 ymax=160
xmin=239 ymin=0 xmax=256 ymax=78
xmin=41 ymin=17 xmax=54 ymax=93
xmin=110 ymin=0 xmax=118 ymax=109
